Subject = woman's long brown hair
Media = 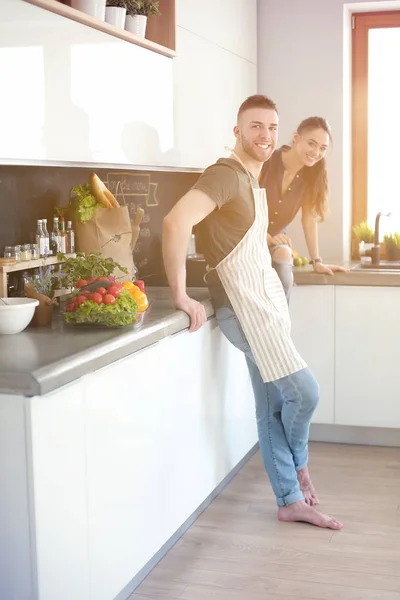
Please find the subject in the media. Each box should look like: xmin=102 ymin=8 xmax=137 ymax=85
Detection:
xmin=296 ymin=117 xmax=332 ymax=222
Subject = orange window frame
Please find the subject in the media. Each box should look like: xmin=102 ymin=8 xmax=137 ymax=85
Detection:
xmin=352 ymin=11 xmax=400 ymax=235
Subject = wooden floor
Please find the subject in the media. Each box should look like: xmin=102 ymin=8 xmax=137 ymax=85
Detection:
xmin=132 ymin=442 xmax=400 ymax=600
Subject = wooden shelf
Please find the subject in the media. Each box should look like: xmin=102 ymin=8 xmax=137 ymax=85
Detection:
xmin=0 ymin=254 xmax=76 ymax=275
xmin=24 ymin=0 xmax=176 ymax=58
xmin=0 ymin=254 xmax=76 ymax=298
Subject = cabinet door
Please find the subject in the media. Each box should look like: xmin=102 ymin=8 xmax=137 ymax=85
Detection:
xmin=290 ymin=285 xmax=335 ymax=424
xmin=158 ymin=318 xmax=256 ymax=540
xmin=335 ymin=286 xmax=400 ymax=428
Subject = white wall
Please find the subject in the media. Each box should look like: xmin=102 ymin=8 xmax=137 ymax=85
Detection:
xmin=0 ymin=0 xmax=257 ymax=169
xmin=257 ymin=0 xmax=400 ymax=261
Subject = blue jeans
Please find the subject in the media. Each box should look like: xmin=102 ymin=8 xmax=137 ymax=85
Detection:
xmin=270 ymin=244 xmax=293 ymax=302
xmin=215 ymin=306 xmax=319 ymax=507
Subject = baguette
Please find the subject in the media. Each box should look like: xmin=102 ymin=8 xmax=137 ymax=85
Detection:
xmin=90 ymin=173 xmax=120 ymax=208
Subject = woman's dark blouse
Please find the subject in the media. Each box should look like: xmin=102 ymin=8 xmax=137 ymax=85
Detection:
xmin=259 ymin=146 xmax=308 ymax=236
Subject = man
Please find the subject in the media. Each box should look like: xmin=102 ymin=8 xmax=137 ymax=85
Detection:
xmin=162 ymin=95 xmax=342 ymax=530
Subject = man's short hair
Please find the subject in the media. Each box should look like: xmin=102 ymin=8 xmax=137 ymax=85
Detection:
xmin=237 ymin=95 xmax=278 ymax=121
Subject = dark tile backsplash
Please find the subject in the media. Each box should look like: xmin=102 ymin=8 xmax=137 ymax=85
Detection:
xmin=0 ymin=164 xmax=200 ymax=286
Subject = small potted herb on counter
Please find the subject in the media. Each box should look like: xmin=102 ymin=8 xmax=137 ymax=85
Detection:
xmin=105 ymin=0 xmax=127 ymax=28
xmin=124 ymin=0 xmax=161 ymax=37
xmin=352 ymin=221 xmax=374 ymax=258
xmin=25 ymin=265 xmax=58 ymax=327
xmin=383 ymin=233 xmax=400 ymax=261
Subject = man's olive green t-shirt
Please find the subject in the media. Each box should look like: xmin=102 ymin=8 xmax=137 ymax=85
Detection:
xmin=193 ymin=158 xmax=258 ymax=269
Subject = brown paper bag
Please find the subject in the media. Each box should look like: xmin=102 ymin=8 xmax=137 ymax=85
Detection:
xmin=74 ymin=206 xmax=135 ymax=282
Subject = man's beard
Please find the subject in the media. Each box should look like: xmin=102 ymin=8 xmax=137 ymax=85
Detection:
xmin=240 ymin=134 xmax=272 ymax=163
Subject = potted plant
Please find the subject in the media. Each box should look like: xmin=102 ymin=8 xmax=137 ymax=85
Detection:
xmin=125 ymin=0 xmax=161 ymax=37
xmin=105 ymin=0 xmax=127 ymax=28
xmin=70 ymin=0 xmax=107 ymax=21
xmin=352 ymin=221 xmax=374 ymax=257
xmin=24 ymin=265 xmax=58 ymax=327
xmin=383 ymin=233 xmax=400 ymax=261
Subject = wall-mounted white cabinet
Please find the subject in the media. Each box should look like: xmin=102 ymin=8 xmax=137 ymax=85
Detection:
xmin=0 ymin=0 xmax=257 ymax=169
xmin=290 ymin=285 xmax=335 ymax=424
xmin=335 ymin=286 xmax=400 ymax=428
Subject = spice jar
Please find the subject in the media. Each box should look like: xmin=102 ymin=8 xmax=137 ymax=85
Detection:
xmin=31 ymin=243 xmax=40 ymax=260
xmin=20 ymin=244 xmax=32 ymax=261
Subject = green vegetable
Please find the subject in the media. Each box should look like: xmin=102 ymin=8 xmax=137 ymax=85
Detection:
xmin=64 ymin=291 xmax=140 ymax=327
xmin=70 ymin=183 xmax=104 ymax=223
xmin=57 ymin=252 xmax=128 ymax=289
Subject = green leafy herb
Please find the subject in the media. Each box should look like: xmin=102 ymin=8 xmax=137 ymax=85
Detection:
xmin=64 ymin=291 xmax=139 ymax=327
xmin=69 ymin=183 xmax=104 ymax=223
xmin=352 ymin=221 xmax=374 ymax=243
xmin=57 ymin=252 xmax=128 ymax=289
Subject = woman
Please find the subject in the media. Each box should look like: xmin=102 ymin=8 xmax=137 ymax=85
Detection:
xmin=259 ymin=117 xmax=347 ymax=300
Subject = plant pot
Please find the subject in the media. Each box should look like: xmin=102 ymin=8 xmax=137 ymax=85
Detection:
xmin=384 ymin=243 xmax=400 ymax=262
xmin=105 ymin=6 xmax=126 ymax=28
xmin=25 ymin=285 xmax=57 ymax=327
xmin=71 ymin=0 xmax=106 ymax=20
xmin=125 ymin=14 xmax=147 ymax=37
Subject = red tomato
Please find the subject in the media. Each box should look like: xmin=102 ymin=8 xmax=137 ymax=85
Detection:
xmin=75 ymin=295 xmax=88 ymax=306
xmin=103 ymin=294 xmax=116 ymax=305
xmin=98 ymin=276 xmax=109 ymax=281
xmin=91 ymin=292 xmax=103 ymax=304
xmin=76 ymin=279 xmax=88 ymax=288
xmin=87 ymin=277 xmax=96 ymax=284
xmin=96 ymin=287 xmax=107 ymax=296
xmin=81 ymin=290 xmax=91 ymax=296
xmin=109 ymin=276 xmax=116 ymax=282
xmin=88 ymin=294 xmax=96 ymax=302
xmin=107 ymin=284 xmax=121 ymax=298
xmin=134 ymin=280 xmax=146 ymax=293
xmin=66 ymin=303 xmax=76 ymax=312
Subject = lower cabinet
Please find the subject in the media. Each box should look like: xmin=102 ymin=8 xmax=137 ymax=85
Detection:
xmin=81 ymin=318 xmax=256 ymax=600
xmin=334 ymin=285 xmax=400 ymax=428
xmin=290 ymin=285 xmax=335 ymax=424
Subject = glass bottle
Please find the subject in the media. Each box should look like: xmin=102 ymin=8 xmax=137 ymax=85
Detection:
xmin=51 ymin=217 xmax=61 ymax=255
xmin=66 ymin=220 xmax=75 ymax=254
xmin=36 ymin=220 xmax=46 ymax=257
xmin=59 ymin=217 xmax=67 ymax=253
xmin=42 ymin=219 xmax=50 ymax=256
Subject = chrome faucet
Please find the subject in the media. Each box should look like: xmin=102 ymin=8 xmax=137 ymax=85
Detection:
xmin=371 ymin=211 xmax=392 ymax=264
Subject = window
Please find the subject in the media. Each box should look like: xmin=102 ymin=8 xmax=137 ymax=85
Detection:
xmin=352 ymin=11 xmax=400 ymax=240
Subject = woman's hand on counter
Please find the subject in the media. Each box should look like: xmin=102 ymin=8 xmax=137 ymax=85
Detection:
xmin=174 ymin=294 xmax=207 ymax=332
xmin=312 ymin=262 xmax=349 ymax=276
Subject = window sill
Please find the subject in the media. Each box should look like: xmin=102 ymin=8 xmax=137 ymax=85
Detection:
xmin=24 ymin=0 xmax=176 ymax=58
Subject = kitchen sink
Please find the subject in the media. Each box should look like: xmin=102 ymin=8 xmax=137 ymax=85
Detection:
xmin=351 ymin=261 xmax=400 ymax=272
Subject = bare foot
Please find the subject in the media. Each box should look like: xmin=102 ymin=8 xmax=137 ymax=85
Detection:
xmin=297 ymin=467 xmax=319 ymax=506
xmin=278 ymin=500 xmax=343 ymax=530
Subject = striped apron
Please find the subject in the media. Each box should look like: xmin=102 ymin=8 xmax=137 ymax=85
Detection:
xmin=207 ymin=158 xmax=307 ymax=383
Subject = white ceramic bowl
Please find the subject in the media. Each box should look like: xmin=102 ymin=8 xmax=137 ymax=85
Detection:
xmin=0 ymin=298 xmax=39 ymax=334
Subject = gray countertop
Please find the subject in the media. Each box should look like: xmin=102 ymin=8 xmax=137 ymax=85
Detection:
xmin=0 ymin=287 xmax=214 ymax=398
xmin=2 ymin=265 xmax=400 ymax=397
xmin=293 ymin=263 xmax=400 ymax=286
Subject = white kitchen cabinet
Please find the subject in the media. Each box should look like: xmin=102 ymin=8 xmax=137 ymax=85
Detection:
xmin=84 ymin=319 xmax=255 ymax=600
xmin=290 ymin=285 xmax=335 ymax=424
xmin=0 ymin=319 xmax=256 ymax=600
xmin=335 ymin=286 xmax=400 ymax=428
